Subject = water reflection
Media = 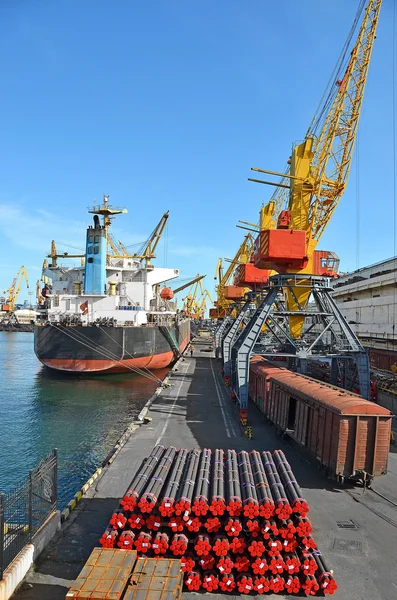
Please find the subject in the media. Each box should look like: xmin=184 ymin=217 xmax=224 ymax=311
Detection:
xmin=0 ymin=333 xmax=166 ymax=506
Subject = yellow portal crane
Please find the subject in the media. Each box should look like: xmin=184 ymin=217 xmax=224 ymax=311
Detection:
xmin=252 ymin=0 xmax=381 ymax=265
xmin=193 ymin=289 xmax=213 ymax=320
xmin=212 ymin=233 xmax=254 ymax=316
xmin=182 ymin=278 xmax=205 ymax=317
xmin=3 ymin=266 xmax=29 ymax=313
xmin=250 ymin=0 xmax=382 ymax=335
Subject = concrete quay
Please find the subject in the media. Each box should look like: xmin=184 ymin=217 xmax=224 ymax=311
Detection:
xmin=12 ymin=340 xmax=397 ymax=600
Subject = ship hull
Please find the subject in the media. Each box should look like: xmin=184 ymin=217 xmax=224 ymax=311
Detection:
xmin=34 ymin=320 xmax=190 ymax=373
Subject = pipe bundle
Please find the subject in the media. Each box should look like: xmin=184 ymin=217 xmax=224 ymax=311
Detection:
xmin=100 ymin=445 xmax=337 ymax=596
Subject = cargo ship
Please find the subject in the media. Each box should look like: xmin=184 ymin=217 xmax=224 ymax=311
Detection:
xmin=34 ymin=197 xmax=190 ymax=373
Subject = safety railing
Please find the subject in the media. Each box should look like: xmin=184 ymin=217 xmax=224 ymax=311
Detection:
xmin=0 ymin=449 xmax=58 ymax=579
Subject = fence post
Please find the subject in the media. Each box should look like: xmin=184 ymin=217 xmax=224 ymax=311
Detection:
xmin=53 ymin=448 xmax=58 ymax=508
xmin=0 ymin=493 xmax=5 ymax=580
xmin=28 ymin=471 xmax=33 ymax=543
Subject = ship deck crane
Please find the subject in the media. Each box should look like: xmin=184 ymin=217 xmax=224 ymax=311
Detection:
xmin=2 ymin=266 xmax=29 ymax=318
xmin=131 ymin=211 xmax=169 ymax=268
xmin=172 ymin=274 xmax=206 ymax=295
xmin=229 ymin=0 xmax=382 ymax=421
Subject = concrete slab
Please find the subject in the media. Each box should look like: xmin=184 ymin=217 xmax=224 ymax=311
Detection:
xmin=11 ymin=343 xmax=397 ymax=600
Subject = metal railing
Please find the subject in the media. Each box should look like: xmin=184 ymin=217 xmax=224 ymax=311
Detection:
xmin=0 ymin=449 xmax=58 ymax=579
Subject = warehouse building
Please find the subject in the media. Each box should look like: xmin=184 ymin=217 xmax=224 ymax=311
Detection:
xmin=332 ymin=257 xmax=397 ymax=371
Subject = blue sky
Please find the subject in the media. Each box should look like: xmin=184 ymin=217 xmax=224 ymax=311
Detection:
xmin=0 ymin=0 xmax=395 ymax=304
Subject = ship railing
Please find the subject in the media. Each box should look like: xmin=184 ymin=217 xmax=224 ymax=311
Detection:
xmin=0 ymin=449 xmax=58 ymax=579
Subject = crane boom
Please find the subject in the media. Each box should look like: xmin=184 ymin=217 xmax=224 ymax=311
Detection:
xmin=305 ymin=0 xmax=382 ymax=243
xmin=134 ymin=211 xmax=169 ymax=266
xmin=173 ymin=274 xmax=206 ymax=295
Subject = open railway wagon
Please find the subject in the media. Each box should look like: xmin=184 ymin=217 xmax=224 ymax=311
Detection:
xmin=249 ymin=357 xmax=392 ymax=486
xmin=82 ymin=445 xmax=338 ymax=598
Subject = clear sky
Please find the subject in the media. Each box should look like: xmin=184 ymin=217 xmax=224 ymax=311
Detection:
xmin=0 ymin=0 xmax=395 ymax=305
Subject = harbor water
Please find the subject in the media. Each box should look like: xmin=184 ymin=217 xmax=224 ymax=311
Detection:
xmin=0 ymin=332 xmax=166 ymax=507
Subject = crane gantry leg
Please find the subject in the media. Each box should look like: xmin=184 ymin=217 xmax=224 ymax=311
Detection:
xmin=231 ymin=274 xmax=370 ymax=419
xmin=214 ymin=316 xmax=232 ymax=359
xmin=222 ymin=299 xmax=252 ymax=381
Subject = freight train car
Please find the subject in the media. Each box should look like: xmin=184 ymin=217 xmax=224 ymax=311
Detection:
xmin=249 ymin=357 xmax=392 ymax=485
xmin=367 ymin=347 xmax=397 ymax=372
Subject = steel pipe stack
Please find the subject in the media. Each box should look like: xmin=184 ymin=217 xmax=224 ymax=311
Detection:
xmin=192 ymin=448 xmax=211 ymax=518
xmin=250 ymin=450 xmax=275 ymax=518
xmin=158 ymin=448 xmax=189 ymax=516
xmin=262 ymin=451 xmax=292 ymax=520
xmin=210 ymin=449 xmax=226 ymax=515
xmin=238 ymin=451 xmax=259 ymax=518
xmin=226 ymin=449 xmax=242 ymax=516
xmin=121 ymin=445 xmax=165 ymax=511
xmin=138 ymin=446 xmax=177 ymax=513
xmin=174 ymin=449 xmax=201 ymax=515
xmin=99 ymin=445 xmax=337 ymax=596
xmin=273 ymin=449 xmax=309 ymax=516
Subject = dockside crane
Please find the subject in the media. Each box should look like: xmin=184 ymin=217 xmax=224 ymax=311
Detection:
xmin=211 ymin=233 xmax=255 ymax=319
xmin=229 ymin=0 xmax=382 ymax=422
xmin=2 ymin=266 xmax=29 ymax=318
xmin=182 ymin=278 xmax=208 ymax=319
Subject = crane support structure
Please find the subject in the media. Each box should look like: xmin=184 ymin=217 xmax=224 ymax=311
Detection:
xmin=229 ymin=1 xmax=382 ymax=418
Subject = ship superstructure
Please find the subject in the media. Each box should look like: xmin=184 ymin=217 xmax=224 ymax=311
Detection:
xmin=34 ymin=197 xmax=190 ymax=373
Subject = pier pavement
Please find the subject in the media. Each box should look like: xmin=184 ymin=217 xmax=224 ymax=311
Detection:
xmin=12 ymin=339 xmax=397 ymax=600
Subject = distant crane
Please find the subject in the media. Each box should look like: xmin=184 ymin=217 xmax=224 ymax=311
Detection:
xmin=211 ymin=233 xmax=254 ymax=318
xmin=2 ymin=266 xmax=29 ymax=317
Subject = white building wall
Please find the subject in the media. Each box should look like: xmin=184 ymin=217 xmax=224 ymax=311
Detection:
xmin=332 ymin=257 xmax=397 ymax=350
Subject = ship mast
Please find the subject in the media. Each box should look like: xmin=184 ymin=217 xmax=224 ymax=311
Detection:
xmin=88 ymin=195 xmax=128 ymax=259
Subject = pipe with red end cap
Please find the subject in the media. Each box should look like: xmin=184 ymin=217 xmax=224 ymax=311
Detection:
xmin=117 ymin=530 xmax=135 ymax=549
xmin=121 ymin=445 xmax=165 ymax=512
xmin=174 ymin=448 xmax=201 ymax=517
xmin=180 ymin=555 xmax=195 ymax=573
xmin=158 ymin=448 xmax=189 ymax=517
xmin=202 ymin=571 xmax=219 ymax=592
xmin=219 ymin=573 xmax=236 ymax=592
xmin=250 ymin=450 xmax=275 ymax=518
xmin=99 ymin=528 xmax=118 ymax=548
xmin=184 ymin=571 xmax=201 ymax=591
xmin=191 ymin=447 xmax=211 ymax=517
xmin=209 ymin=449 xmax=226 ymax=516
xmin=169 ymin=533 xmax=188 ymax=556
xmin=225 ymin=449 xmax=243 ymax=516
xmin=138 ymin=446 xmax=176 ymax=513
xmin=238 ymin=451 xmax=260 ymax=518
xmin=151 ymin=532 xmax=169 ymax=555
xmin=236 ymin=573 xmax=254 ymax=595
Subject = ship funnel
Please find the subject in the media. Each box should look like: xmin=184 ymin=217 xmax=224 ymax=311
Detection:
xmin=84 ymin=220 xmax=106 ymax=295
